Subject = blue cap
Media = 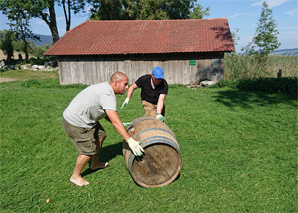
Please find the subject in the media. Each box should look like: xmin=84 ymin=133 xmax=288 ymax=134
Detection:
xmin=152 ymin=66 xmax=164 ymax=79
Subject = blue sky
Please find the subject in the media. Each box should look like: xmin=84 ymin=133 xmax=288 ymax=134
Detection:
xmin=1 ymin=0 xmax=297 ymax=53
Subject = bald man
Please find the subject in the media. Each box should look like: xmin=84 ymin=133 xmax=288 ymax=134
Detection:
xmin=62 ymin=72 xmax=144 ymax=186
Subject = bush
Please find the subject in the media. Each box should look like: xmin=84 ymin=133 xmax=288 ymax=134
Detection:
xmin=209 ymin=77 xmax=297 ymax=96
xmin=21 ymin=79 xmax=41 ymax=88
xmin=209 ymin=78 xmax=240 ymax=89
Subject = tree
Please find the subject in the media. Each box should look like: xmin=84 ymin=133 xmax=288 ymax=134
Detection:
xmin=33 ymin=45 xmax=46 ymax=57
xmin=244 ymin=1 xmax=280 ymax=55
xmin=0 ymin=0 xmax=40 ymax=60
xmin=190 ymin=2 xmax=210 ymax=19
xmin=0 ymin=30 xmax=15 ymax=61
xmin=231 ymin=28 xmax=240 ymax=46
xmin=87 ymin=0 xmax=210 ymax=20
xmin=1 ymin=0 xmax=86 ymax=44
xmin=27 ymin=0 xmax=60 ymax=43
xmin=61 ymin=0 xmax=71 ymax=31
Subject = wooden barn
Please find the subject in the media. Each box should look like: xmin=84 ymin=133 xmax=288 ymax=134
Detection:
xmin=44 ymin=18 xmax=235 ymax=85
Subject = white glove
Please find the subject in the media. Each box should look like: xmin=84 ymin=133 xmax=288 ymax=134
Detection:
xmin=123 ymin=122 xmax=133 ymax=127
xmin=121 ymin=98 xmax=130 ymax=109
xmin=126 ymin=137 xmax=144 ymax=156
xmin=156 ymin=113 xmax=166 ymax=122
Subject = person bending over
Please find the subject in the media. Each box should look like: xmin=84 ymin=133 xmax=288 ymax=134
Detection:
xmin=62 ymin=72 xmax=144 ymax=186
xmin=121 ymin=66 xmax=168 ymax=122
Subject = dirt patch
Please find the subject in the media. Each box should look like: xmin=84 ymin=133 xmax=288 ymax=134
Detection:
xmin=0 ymin=77 xmax=18 ymax=83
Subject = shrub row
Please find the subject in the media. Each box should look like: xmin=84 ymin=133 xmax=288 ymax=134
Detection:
xmin=209 ymin=77 xmax=297 ymax=97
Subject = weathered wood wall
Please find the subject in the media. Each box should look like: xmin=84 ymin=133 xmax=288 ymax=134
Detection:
xmin=58 ymin=52 xmax=224 ymax=85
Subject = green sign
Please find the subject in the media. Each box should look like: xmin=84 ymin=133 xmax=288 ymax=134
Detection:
xmin=189 ymin=60 xmax=196 ymax=66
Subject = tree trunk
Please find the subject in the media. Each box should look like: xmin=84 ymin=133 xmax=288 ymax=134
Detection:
xmin=62 ymin=0 xmax=71 ymax=31
xmin=48 ymin=4 xmax=60 ymax=43
xmin=22 ymin=38 xmax=29 ymax=60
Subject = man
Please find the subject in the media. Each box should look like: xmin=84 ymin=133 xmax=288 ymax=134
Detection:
xmin=62 ymin=72 xmax=144 ymax=186
xmin=121 ymin=66 xmax=168 ymax=122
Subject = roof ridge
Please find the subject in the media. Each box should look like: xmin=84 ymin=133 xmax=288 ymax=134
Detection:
xmin=86 ymin=18 xmax=228 ymax=23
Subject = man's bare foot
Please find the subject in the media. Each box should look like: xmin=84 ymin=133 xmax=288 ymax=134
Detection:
xmin=90 ymin=162 xmax=109 ymax=170
xmin=70 ymin=176 xmax=90 ymax=186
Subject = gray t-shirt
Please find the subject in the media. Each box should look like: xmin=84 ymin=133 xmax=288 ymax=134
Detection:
xmin=63 ymin=82 xmax=116 ymax=128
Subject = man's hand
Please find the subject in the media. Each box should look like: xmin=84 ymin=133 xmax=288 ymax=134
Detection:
xmin=121 ymin=98 xmax=130 ymax=109
xmin=156 ymin=113 xmax=166 ymax=122
xmin=126 ymin=137 xmax=144 ymax=156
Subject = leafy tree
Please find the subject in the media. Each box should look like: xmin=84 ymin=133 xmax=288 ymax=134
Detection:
xmin=240 ymin=1 xmax=280 ymax=78
xmin=27 ymin=0 xmax=87 ymax=42
xmin=26 ymin=0 xmax=60 ymax=43
xmin=87 ymin=0 xmax=210 ymax=20
xmin=0 ymin=30 xmax=15 ymax=61
xmin=13 ymin=40 xmax=35 ymax=55
xmin=231 ymin=28 xmax=240 ymax=47
xmin=0 ymin=0 xmax=86 ymax=44
xmin=244 ymin=1 xmax=280 ymax=55
xmin=43 ymin=44 xmax=51 ymax=50
xmin=12 ymin=40 xmax=24 ymax=52
xmin=190 ymin=2 xmax=210 ymax=19
xmin=33 ymin=45 xmax=46 ymax=57
xmin=0 ymin=0 xmax=40 ymax=60
xmin=254 ymin=1 xmax=280 ymax=55
xmin=89 ymin=0 xmax=126 ymax=20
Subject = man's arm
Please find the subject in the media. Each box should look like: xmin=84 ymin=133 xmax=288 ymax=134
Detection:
xmin=105 ymin=109 xmax=144 ymax=156
xmin=105 ymin=109 xmax=131 ymax=140
xmin=156 ymin=94 xmax=166 ymax=114
xmin=126 ymin=83 xmax=138 ymax=99
xmin=121 ymin=83 xmax=138 ymax=109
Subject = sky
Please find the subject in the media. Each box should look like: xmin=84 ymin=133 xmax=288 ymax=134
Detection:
xmin=0 ymin=0 xmax=297 ymax=53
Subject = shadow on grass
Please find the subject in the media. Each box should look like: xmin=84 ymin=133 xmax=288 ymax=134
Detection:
xmin=212 ymin=89 xmax=297 ymax=109
xmin=81 ymin=141 xmax=123 ymax=177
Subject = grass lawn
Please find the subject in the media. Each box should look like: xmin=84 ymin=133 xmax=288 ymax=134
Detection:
xmin=0 ymin=70 xmax=297 ymax=212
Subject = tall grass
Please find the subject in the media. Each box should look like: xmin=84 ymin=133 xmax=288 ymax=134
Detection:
xmin=224 ymin=54 xmax=298 ymax=80
xmin=0 ymin=72 xmax=297 ymax=212
xmin=267 ymin=55 xmax=298 ymax=77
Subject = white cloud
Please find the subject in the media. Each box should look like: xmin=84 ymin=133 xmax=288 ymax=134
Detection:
xmin=285 ymin=9 xmax=298 ymax=16
xmin=252 ymin=0 xmax=289 ymax=8
xmin=229 ymin=13 xmax=246 ymax=19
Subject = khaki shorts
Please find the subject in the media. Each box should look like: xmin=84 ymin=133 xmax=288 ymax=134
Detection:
xmin=62 ymin=117 xmax=106 ymax=155
xmin=141 ymin=100 xmax=165 ymax=117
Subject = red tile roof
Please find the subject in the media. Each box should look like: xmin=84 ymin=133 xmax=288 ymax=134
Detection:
xmin=44 ymin=18 xmax=235 ymax=56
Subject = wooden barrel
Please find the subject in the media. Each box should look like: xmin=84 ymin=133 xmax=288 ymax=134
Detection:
xmin=123 ymin=116 xmax=182 ymax=188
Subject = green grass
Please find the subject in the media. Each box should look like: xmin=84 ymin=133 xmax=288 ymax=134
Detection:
xmin=0 ymin=72 xmax=297 ymax=212
xmin=0 ymin=69 xmax=59 ymax=80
